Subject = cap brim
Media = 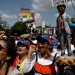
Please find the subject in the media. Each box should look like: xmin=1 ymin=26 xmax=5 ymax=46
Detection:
xmin=36 ymin=36 xmax=47 ymax=42
xmin=17 ymin=42 xmax=27 ymax=46
xmin=17 ymin=41 xmax=24 ymax=45
xmin=17 ymin=41 xmax=29 ymax=49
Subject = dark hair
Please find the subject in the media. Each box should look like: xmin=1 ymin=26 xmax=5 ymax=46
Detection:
xmin=0 ymin=39 xmax=16 ymax=75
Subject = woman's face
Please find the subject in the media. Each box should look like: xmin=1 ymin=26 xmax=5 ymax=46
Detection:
xmin=18 ymin=44 xmax=28 ymax=55
xmin=0 ymin=40 xmax=7 ymax=62
xmin=37 ymin=40 xmax=49 ymax=54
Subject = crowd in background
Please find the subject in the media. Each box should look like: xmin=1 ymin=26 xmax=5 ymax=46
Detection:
xmin=0 ymin=28 xmax=75 ymax=75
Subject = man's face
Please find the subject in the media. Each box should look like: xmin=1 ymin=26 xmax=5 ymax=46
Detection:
xmin=58 ymin=6 xmax=65 ymax=15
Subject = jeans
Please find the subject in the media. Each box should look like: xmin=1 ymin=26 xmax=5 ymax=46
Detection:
xmin=60 ymin=32 xmax=71 ymax=56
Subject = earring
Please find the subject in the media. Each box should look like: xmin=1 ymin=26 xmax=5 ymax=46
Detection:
xmin=1 ymin=60 xmax=5 ymax=64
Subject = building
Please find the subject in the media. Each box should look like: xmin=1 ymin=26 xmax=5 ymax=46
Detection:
xmin=18 ymin=8 xmax=36 ymax=34
xmin=18 ymin=8 xmax=30 ymax=22
xmin=18 ymin=8 xmax=35 ymax=27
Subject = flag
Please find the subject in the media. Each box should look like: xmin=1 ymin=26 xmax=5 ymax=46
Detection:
xmin=31 ymin=13 xmax=35 ymax=21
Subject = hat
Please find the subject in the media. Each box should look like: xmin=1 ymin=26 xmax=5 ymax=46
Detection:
xmin=17 ymin=41 xmax=30 ymax=49
xmin=36 ymin=36 xmax=52 ymax=45
xmin=25 ymin=37 xmax=37 ymax=45
xmin=57 ymin=4 xmax=66 ymax=9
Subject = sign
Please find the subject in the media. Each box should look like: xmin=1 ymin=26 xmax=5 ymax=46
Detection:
xmin=27 ymin=13 xmax=32 ymax=20
xmin=23 ymin=13 xmax=35 ymax=23
xmin=52 ymin=0 xmax=71 ymax=7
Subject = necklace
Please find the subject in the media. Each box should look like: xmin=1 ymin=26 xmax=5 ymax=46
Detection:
xmin=17 ymin=55 xmax=27 ymax=66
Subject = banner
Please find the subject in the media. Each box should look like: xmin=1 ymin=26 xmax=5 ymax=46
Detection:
xmin=23 ymin=13 xmax=35 ymax=23
xmin=52 ymin=0 xmax=71 ymax=7
xmin=27 ymin=13 xmax=32 ymax=20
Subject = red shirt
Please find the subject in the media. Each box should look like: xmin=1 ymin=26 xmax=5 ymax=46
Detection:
xmin=60 ymin=17 xmax=65 ymax=32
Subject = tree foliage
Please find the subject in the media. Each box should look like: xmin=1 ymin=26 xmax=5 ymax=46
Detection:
xmin=10 ymin=21 xmax=27 ymax=35
xmin=0 ymin=17 xmax=10 ymax=36
xmin=0 ymin=17 xmax=9 ymax=30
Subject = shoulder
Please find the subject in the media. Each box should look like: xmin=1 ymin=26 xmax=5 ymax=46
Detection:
xmin=57 ymin=15 xmax=60 ymax=19
xmin=64 ymin=14 xmax=71 ymax=19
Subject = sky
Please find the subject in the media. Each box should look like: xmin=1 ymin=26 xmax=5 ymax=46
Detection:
xmin=0 ymin=0 xmax=75 ymax=28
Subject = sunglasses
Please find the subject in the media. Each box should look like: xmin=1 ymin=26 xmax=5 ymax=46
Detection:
xmin=0 ymin=44 xmax=7 ymax=52
xmin=38 ymin=46 xmax=44 ymax=49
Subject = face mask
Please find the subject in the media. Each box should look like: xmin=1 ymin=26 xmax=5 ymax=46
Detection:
xmin=58 ymin=7 xmax=65 ymax=15
xmin=59 ymin=10 xmax=64 ymax=15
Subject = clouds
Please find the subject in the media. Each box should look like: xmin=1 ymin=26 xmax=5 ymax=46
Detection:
xmin=32 ymin=0 xmax=54 ymax=11
xmin=32 ymin=0 xmax=75 ymax=11
xmin=0 ymin=10 xmax=17 ymax=19
xmin=0 ymin=10 xmax=4 ymax=13
xmin=35 ymin=13 xmax=42 ymax=25
xmin=2 ymin=14 xmax=17 ymax=18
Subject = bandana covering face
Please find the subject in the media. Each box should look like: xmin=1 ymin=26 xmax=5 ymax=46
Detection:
xmin=59 ymin=10 xmax=64 ymax=15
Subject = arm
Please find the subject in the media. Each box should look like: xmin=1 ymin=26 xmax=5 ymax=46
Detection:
xmin=23 ymin=54 xmax=36 ymax=73
xmin=16 ymin=73 xmax=22 ymax=75
xmin=67 ymin=15 xmax=72 ymax=27
xmin=23 ymin=45 xmax=36 ymax=73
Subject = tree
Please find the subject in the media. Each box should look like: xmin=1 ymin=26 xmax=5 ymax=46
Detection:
xmin=0 ymin=17 xmax=10 ymax=36
xmin=0 ymin=17 xmax=9 ymax=29
xmin=10 ymin=21 xmax=27 ymax=36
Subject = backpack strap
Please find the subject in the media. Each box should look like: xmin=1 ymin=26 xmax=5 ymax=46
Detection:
xmin=36 ymin=52 xmax=38 ymax=62
xmin=52 ymin=53 xmax=57 ymax=64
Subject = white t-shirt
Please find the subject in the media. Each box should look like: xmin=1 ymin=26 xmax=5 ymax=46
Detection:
xmin=23 ymin=52 xmax=60 ymax=75
xmin=10 ymin=68 xmax=21 ymax=75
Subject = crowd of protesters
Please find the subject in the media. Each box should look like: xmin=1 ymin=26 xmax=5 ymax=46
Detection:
xmin=0 ymin=4 xmax=75 ymax=75
xmin=0 ymin=28 xmax=75 ymax=75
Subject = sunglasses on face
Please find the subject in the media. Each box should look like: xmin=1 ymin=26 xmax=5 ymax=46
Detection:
xmin=0 ymin=44 xmax=7 ymax=52
xmin=38 ymin=46 xmax=44 ymax=49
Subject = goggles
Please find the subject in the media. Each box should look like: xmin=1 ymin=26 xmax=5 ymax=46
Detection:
xmin=58 ymin=6 xmax=65 ymax=10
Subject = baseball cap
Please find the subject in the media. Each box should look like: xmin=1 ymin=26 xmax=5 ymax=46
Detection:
xmin=17 ymin=41 xmax=30 ymax=49
xmin=36 ymin=36 xmax=52 ymax=45
xmin=25 ymin=37 xmax=37 ymax=45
